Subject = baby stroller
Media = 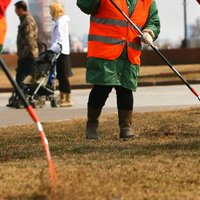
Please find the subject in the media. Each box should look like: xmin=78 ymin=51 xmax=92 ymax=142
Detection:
xmin=7 ymin=44 xmax=62 ymax=108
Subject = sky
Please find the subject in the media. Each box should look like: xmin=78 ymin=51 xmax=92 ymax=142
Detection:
xmin=4 ymin=0 xmax=200 ymax=50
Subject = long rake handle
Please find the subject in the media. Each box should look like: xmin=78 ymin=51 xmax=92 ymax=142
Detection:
xmin=110 ymin=0 xmax=200 ymax=101
xmin=0 ymin=56 xmax=57 ymax=188
xmin=150 ymin=45 xmax=200 ymax=100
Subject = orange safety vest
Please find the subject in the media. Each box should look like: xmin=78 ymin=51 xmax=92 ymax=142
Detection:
xmin=0 ymin=0 xmax=11 ymax=47
xmin=0 ymin=16 xmax=7 ymax=45
xmin=87 ymin=0 xmax=152 ymax=65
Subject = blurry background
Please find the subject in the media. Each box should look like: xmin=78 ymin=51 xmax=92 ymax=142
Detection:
xmin=3 ymin=0 xmax=200 ymax=53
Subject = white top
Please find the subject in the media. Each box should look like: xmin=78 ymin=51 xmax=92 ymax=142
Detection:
xmin=50 ymin=15 xmax=70 ymax=55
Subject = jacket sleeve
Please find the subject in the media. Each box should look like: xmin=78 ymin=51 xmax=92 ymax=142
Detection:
xmin=50 ymin=19 xmax=69 ymax=53
xmin=23 ymin=16 xmax=38 ymax=57
xmin=76 ymin=0 xmax=100 ymax=14
xmin=143 ymin=0 xmax=160 ymax=40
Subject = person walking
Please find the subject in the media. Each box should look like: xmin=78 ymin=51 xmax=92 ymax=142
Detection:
xmin=0 ymin=0 xmax=11 ymax=53
xmin=6 ymin=1 xmax=38 ymax=108
xmin=77 ymin=0 xmax=160 ymax=139
xmin=14 ymin=1 xmax=39 ymax=88
xmin=49 ymin=2 xmax=73 ymax=107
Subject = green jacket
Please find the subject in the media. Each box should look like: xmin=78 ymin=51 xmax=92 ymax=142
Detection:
xmin=77 ymin=0 xmax=160 ymax=91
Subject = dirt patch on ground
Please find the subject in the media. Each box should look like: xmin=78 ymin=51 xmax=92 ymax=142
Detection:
xmin=0 ymin=107 xmax=200 ymax=199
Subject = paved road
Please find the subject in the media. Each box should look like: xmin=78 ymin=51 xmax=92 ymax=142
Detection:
xmin=0 ymin=85 xmax=199 ymax=127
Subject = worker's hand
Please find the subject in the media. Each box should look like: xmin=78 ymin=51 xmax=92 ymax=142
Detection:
xmin=141 ymin=32 xmax=153 ymax=46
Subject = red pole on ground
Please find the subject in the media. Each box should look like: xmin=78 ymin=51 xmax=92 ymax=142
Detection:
xmin=0 ymin=57 xmax=58 ymax=189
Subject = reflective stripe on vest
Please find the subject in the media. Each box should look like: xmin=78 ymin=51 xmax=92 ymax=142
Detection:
xmin=91 ymin=15 xmax=142 ymax=30
xmin=89 ymin=35 xmax=142 ymax=50
xmin=89 ymin=35 xmax=126 ymax=46
xmin=87 ymin=0 xmax=152 ymax=65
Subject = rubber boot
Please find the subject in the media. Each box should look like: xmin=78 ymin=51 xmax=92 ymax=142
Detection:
xmin=60 ymin=92 xmax=73 ymax=107
xmin=86 ymin=106 xmax=102 ymax=139
xmin=118 ymin=109 xmax=139 ymax=139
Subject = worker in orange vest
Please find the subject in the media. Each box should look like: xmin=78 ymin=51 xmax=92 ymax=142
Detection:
xmin=77 ymin=0 xmax=160 ymax=139
xmin=0 ymin=0 xmax=11 ymax=53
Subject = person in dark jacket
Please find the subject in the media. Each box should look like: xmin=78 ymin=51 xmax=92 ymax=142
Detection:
xmin=15 ymin=1 xmax=38 ymax=88
xmin=77 ymin=0 xmax=160 ymax=139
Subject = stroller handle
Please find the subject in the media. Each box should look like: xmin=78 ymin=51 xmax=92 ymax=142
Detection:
xmin=53 ymin=43 xmax=62 ymax=61
xmin=57 ymin=43 xmax=62 ymax=54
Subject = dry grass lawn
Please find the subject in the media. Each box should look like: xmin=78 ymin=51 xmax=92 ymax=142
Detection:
xmin=1 ymin=64 xmax=200 ymax=89
xmin=0 ymin=107 xmax=200 ymax=199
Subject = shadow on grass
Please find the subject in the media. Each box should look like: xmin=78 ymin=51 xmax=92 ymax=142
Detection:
xmin=1 ymin=135 xmax=200 ymax=162
xmin=4 ymin=194 xmax=47 ymax=200
xmin=66 ymin=139 xmax=200 ymax=156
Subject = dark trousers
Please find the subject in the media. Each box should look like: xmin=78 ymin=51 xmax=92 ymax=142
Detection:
xmin=56 ymin=54 xmax=72 ymax=93
xmin=88 ymin=85 xmax=133 ymax=110
xmin=16 ymin=57 xmax=35 ymax=88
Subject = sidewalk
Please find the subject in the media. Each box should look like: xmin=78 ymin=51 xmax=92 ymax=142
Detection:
xmin=0 ymin=85 xmax=199 ymax=127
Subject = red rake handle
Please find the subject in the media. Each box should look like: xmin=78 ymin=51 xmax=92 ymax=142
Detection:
xmin=109 ymin=0 xmax=200 ymax=102
xmin=0 ymin=57 xmax=58 ymax=188
xmin=27 ymin=105 xmax=58 ymax=188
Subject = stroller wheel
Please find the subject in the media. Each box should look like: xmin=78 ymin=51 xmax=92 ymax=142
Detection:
xmin=7 ymin=96 xmax=15 ymax=107
xmin=38 ymin=97 xmax=46 ymax=108
xmin=8 ymin=96 xmax=14 ymax=105
xmin=16 ymin=101 xmax=25 ymax=109
xmin=7 ymin=93 xmax=24 ymax=108
xmin=7 ymin=92 xmax=17 ymax=107
xmin=30 ymin=100 xmax=40 ymax=109
xmin=51 ymin=97 xmax=59 ymax=108
xmin=15 ymin=97 xmax=25 ymax=109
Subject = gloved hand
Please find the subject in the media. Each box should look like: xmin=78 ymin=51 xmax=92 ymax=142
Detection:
xmin=141 ymin=32 xmax=153 ymax=46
